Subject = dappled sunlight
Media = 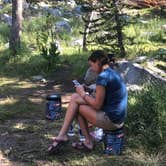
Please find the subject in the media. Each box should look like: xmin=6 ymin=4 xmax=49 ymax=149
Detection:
xmin=28 ymin=97 xmax=43 ymax=104
xmin=0 ymin=77 xmax=18 ymax=86
xmin=0 ymin=77 xmax=37 ymax=98
xmin=0 ymin=77 xmax=36 ymax=89
xmin=13 ymin=122 xmax=26 ymax=130
xmin=128 ymin=96 xmax=137 ymax=106
xmin=128 ymin=150 xmax=161 ymax=165
xmin=0 ymin=97 xmax=18 ymax=106
xmin=14 ymin=80 xmax=37 ymax=89
xmin=53 ymin=84 xmax=62 ymax=90
xmin=0 ymin=150 xmax=11 ymax=166
xmin=44 ymin=134 xmax=54 ymax=140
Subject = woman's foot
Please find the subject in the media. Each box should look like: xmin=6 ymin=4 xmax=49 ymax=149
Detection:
xmin=72 ymin=140 xmax=94 ymax=152
xmin=48 ymin=136 xmax=69 ymax=154
xmin=52 ymin=135 xmax=68 ymax=142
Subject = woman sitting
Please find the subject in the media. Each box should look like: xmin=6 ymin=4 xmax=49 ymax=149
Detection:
xmin=48 ymin=50 xmax=128 ymax=153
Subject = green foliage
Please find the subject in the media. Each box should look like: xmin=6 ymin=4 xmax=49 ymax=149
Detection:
xmin=0 ymin=23 xmax=10 ymax=44
xmin=40 ymin=41 xmax=60 ymax=69
xmin=36 ymin=15 xmax=60 ymax=70
xmin=0 ymin=50 xmax=48 ymax=78
xmin=123 ymin=17 xmax=166 ymax=59
xmin=150 ymin=31 xmax=166 ymax=43
xmin=0 ymin=3 xmax=11 ymax=15
xmin=23 ymin=16 xmax=49 ymax=33
xmin=154 ymin=48 xmax=166 ymax=61
xmin=82 ymin=0 xmax=126 ymax=57
xmin=69 ymin=52 xmax=89 ymax=78
xmin=127 ymin=83 xmax=166 ymax=151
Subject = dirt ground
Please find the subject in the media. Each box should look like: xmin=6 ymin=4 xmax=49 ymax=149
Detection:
xmin=0 ymin=67 xmax=80 ymax=166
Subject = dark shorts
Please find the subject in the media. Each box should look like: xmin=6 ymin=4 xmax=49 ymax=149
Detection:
xmin=96 ymin=111 xmax=124 ymax=130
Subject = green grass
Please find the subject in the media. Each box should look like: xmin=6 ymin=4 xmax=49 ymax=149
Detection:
xmin=127 ymin=83 xmax=166 ymax=151
xmin=0 ymin=23 xmax=10 ymax=48
xmin=124 ymin=17 xmax=166 ymax=59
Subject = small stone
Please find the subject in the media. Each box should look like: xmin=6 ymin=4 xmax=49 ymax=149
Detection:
xmin=32 ymin=75 xmax=44 ymax=81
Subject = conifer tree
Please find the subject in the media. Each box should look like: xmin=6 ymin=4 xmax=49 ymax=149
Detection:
xmin=76 ymin=0 xmax=126 ymax=57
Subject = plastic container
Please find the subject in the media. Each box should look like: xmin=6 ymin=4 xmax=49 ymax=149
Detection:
xmin=45 ymin=94 xmax=61 ymax=120
xmin=103 ymin=128 xmax=124 ymax=155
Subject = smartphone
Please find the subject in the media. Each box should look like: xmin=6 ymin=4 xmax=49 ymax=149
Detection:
xmin=72 ymin=80 xmax=81 ymax=86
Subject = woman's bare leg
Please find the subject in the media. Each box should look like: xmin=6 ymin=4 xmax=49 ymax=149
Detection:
xmin=48 ymin=93 xmax=85 ymax=150
xmin=75 ymin=105 xmax=98 ymax=148
xmin=55 ymin=93 xmax=86 ymax=141
xmin=48 ymin=94 xmax=96 ymax=150
xmin=77 ymin=113 xmax=93 ymax=149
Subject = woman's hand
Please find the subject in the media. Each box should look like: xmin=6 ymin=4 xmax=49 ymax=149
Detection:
xmin=76 ymin=85 xmax=85 ymax=98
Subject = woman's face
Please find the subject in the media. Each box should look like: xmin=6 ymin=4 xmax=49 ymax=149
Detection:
xmin=88 ymin=60 xmax=102 ymax=74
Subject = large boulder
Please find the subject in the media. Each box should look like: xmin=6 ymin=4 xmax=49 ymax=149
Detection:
xmin=116 ymin=61 xmax=166 ymax=85
xmin=3 ymin=0 xmax=12 ymax=4
xmin=55 ymin=20 xmax=72 ymax=33
xmin=1 ymin=13 xmax=12 ymax=26
xmin=46 ymin=8 xmax=62 ymax=17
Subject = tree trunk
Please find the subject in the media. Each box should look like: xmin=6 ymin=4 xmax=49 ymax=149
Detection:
xmin=82 ymin=11 xmax=95 ymax=51
xmin=113 ymin=0 xmax=126 ymax=57
xmin=9 ymin=0 xmax=23 ymax=56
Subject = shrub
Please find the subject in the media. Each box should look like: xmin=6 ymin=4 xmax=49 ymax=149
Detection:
xmin=36 ymin=15 xmax=60 ymax=70
xmin=155 ymin=48 xmax=166 ymax=61
xmin=40 ymin=41 xmax=60 ymax=70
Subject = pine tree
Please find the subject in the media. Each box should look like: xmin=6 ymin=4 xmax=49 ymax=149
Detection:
xmin=76 ymin=0 xmax=126 ymax=57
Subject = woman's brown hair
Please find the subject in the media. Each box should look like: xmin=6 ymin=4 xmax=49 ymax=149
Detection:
xmin=88 ymin=50 xmax=109 ymax=66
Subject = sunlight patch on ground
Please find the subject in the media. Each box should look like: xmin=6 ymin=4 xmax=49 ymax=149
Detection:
xmin=53 ymin=84 xmax=62 ymax=90
xmin=15 ymin=81 xmax=37 ymax=89
xmin=44 ymin=134 xmax=54 ymax=140
xmin=0 ymin=77 xmax=36 ymax=89
xmin=28 ymin=97 xmax=43 ymax=104
xmin=13 ymin=122 xmax=26 ymax=130
xmin=0 ymin=77 xmax=18 ymax=86
xmin=0 ymin=151 xmax=11 ymax=166
xmin=0 ymin=97 xmax=18 ymax=106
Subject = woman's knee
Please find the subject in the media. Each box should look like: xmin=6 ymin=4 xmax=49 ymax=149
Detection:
xmin=71 ymin=93 xmax=80 ymax=102
xmin=70 ymin=93 xmax=85 ymax=104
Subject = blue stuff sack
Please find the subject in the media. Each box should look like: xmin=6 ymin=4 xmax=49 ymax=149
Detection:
xmin=46 ymin=94 xmax=61 ymax=120
xmin=103 ymin=128 xmax=124 ymax=155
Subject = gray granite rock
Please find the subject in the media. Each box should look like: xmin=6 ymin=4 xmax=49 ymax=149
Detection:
xmin=1 ymin=13 xmax=12 ymax=26
xmin=116 ymin=61 xmax=166 ymax=85
xmin=55 ymin=20 xmax=72 ymax=33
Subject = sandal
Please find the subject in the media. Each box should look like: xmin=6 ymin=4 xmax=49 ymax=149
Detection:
xmin=72 ymin=141 xmax=93 ymax=152
xmin=48 ymin=138 xmax=69 ymax=155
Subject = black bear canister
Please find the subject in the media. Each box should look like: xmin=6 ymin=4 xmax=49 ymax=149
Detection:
xmin=46 ymin=94 xmax=62 ymax=120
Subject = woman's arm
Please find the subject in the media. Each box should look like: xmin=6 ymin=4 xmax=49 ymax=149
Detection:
xmin=76 ymin=85 xmax=105 ymax=110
